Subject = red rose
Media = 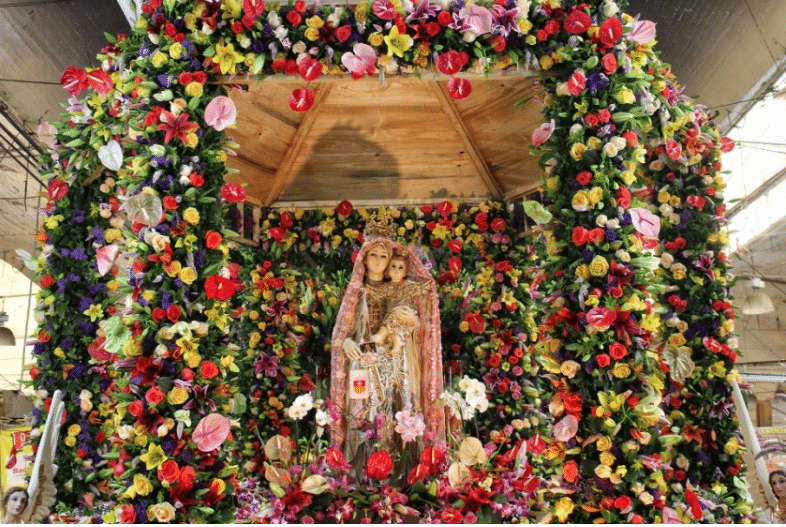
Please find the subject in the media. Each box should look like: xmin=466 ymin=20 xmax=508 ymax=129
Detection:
xmin=145 ymin=386 xmax=166 ymax=406
xmin=335 ymin=200 xmax=353 ymax=216
xmin=622 ymin=130 xmax=639 ymax=148
xmin=152 ymin=307 xmax=166 ymax=323
xmin=598 ymin=16 xmax=622 ymax=46
xmin=335 ymin=25 xmax=352 ymax=42
xmin=490 ymin=217 xmax=506 ymax=231
xmin=293 ymin=0 xmax=306 ymax=12
xmin=596 ymin=353 xmax=611 ymax=368
xmin=286 ymin=10 xmax=302 ymax=25
xmin=189 ymin=172 xmax=204 ymax=187
xmin=601 ymin=52 xmax=618 ymax=74
xmin=269 ymin=226 xmax=286 ymax=243
xmin=181 ymin=368 xmax=194 ymax=381
xmin=609 ymin=342 xmax=627 ymax=360
xmin=128 ymin=400 xmax=145 ymax=417
xmin=179 ymin=465 xmax=198 ymax=490
xmin=597 ymin=108 xmax=611 ymax=123
xmin=564 ymin=10 xmax=591 ymax=33
xmin=158 ymin=459 xmax=181 ymax=483
xmin=366 ymin=450 xmax=393 ymax=480
xmin=490 ymin=35 xmax=506 ymax=52
xmin=221 ymin=182 xmax=246 ymax=202
xmin=616 ymin=187 xmax=631 ymax=208
xmin=571 ymin=226 xmax=588 ymax=246
xmin=166 ymin=304 xmax=181 ymax=323
xmin=192 ymin=71 xmax=207 ymax=84
xmin=205 ymin=230 xmax=223 ymax=249
xmin=614 ymin=495 xmax=632 ymax=510
xmin=437 ymin=10 xmax=452 ymax=26
xmin=326 ymin=447 xmax=346 ymax=470
xmin=272 ymin=57 xmax=288 ymax=72
xmin=576 ymin=171 xmax=592 ymax=185
xmin=587 ymin=227 xmax=605 ymax=244
xmin=162 ymin=196 xmax=179 ymax=210
xmin=686 ymin=195 xmax=706 ymax=209
xmin=177 ymin=71 xmax=193 ymax=86
xmin=30 ymin=366 xmax=39 ymax=380
xmin=562 ymin=459 xmax=579 ymax=483
xmin=465 ymin=312 xmax=486 ymax=334
xmin=40 ymin=274 xmax=55 ymax=288
xmin=447 ymin=238 xmax=463 ymax=253
xmin=119 ymin=504 xmax=137 ymax=524
xmin=200 ymin=360 xmax=219 ymax=379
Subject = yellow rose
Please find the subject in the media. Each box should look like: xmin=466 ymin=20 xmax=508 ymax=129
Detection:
xmin=571 ymin=191 xmax=590 ymax=211
xmin=612 ymin=362 xmax=631 ymax=379
xmin=148 ymin=502 xmax=177 ymax=523
xmin=459 ymin=321 xmax=470 ymax=333
xmin=306 ymin=15 xmax=324 ymax=28
xmin=185 ymin=81 xmax=203 ymax=97
xmin=368 ymin=32 xmax=384 ymax=46
xmin=596 ymin=436 xmax=613 ymax=452
xmin=575 ymin=264 xmax=590 ymax=279
xmin=104 ymin=228 xmax=122 ymax=243
xmin=68 ymin=424 xmax=82 ymax=436
xmin=304 ymin=28 xmax=321 ymax=41
xmin=165 ymin=260 xmax=182 ymax=278
xmin=64 ymin=436 xmax=76 ymax=447
xmin=167 ymin=387 xmax=189 ymax=405
xmin=588 ymin=186 xmax=604 ymax=204
xmin=594 ymin=464 xmax=612 ymax=479
xmin=123 ymin=338 xmax=143 ymax=357
xmin=546 ymin=177 xmax=560 ymax=192
xmin=587 ymin=136 xmax=602 ymax=150
xmin=569 ymin=143 xmax=586 ymax=161
xmin=600 ymin=451 xmax=616 ymax=466
xmin=671 ymin=263 xmax=687 ymax=280
xmin=186 ymin=352 xmax=202 ymax=368
xmin=133 ymin=474 xmax=154 ymax=496
xmin=589 ymin=255 xmax=609 ymax=277
xmin=354 ymin=2 xmax=368 ymax=21
xmin=169 ymin=42 xmax=184 ymax=60
xmin=614 ymin=87 xmax=636 ymax=104
xmin=178 ymin=266 xmax=197 ymax=285
xmin=560 ymin=360 xmax=581 ymax=379
xmin=554 ymin=497 xmax=575 ymax=523
xmin=539 ymin=55 xmax=554 ymax=70
xmin=151 ymin=51 xmax=169 ymax=68
xmin=668 ymin=333 xmax=686 ymax=347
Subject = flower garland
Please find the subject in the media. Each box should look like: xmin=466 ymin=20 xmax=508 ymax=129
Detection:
xmin=25 ymin=0 xmax=752 ymax=522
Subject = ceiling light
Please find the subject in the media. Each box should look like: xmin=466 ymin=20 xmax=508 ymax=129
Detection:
xmin=742 ymin=278 xmax=775 ymax=315
xmin=0 ymin=311 xmax=14 ymax=346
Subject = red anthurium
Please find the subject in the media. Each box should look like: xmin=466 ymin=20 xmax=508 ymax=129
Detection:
xmin=47 ymin=179 xmax=69 ymax=202
xmin=335 ymin=199 xmax=353 ymax=216
xmin=289 ymin=88 xmax=315 ymax=111
xmin=719 ymin=136 xmax=735 ymax=153
xmin=366 ymin=450 xmax=393 ymax=480
xmin=436 ymin=50 xmax=464 ymax=75
xmin=221 ymin=182 xmax=246 ymax=202
xmin=298 ymin=57 xmax=322 ymax=81
xmin=564 ymin=10 xmax=592 ymax=33
xmin=598 ymin=16 xmax=623 ymax=46
xmin=447 ymin=77 xmax=472 ymax=100
xmin=243 ymin=0 xmax=265 ymax=19
xmin=86 ymin=68 xmax=114 ymax=95
xmin=60 ymin=66 xmax=89 ymax=95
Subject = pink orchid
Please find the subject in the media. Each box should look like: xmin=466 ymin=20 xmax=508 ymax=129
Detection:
xmin=341 ymin=43 xmax=377 ymax=79
xmin=204 ymin=95 xmax=237 ymax=131
xmin=628 ymin=208 xmax=660 ymax=239
xmin=457 ymin=4 xmax=493 ymax=35
xmin=531 ymin=119 xmax=555 ymax=146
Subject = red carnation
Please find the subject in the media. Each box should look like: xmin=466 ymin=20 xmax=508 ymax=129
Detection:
xmin=205 ymin=230 xmax=223 ymax=249
xmin=200 ymin=360 xmax=219 ymax=379
xmin=162 ymin=196 xmax=179 ymax=210
xmin=366 ymin=450 xmax=393 ymax=480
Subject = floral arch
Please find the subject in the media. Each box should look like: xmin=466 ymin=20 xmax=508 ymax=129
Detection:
xmin=31 ymin=0 xmax=749 ymax=523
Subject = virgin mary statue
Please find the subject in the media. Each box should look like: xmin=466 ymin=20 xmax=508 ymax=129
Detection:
xmin=329 ymin=216 xmax=445 ymax=465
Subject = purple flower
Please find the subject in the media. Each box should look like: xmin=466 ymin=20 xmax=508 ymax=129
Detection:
xmin=586 ymin=71 xmax=608 ymax=92
xmin=138 ymin=44 xmax=151 ymax=57
xmin=88 ymin=225 xmax=105 ymax=244
xmin=491 ymin=4 xmax=520 ymax=37
xmin=79 ymin=296 xmax=93 ymax=312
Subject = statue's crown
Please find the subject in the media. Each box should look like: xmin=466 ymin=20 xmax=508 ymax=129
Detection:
xmin=363 ymin=215 xmax=396 ymax=240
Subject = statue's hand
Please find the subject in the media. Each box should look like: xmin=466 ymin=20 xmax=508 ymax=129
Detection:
xmin=343 ymin=338 xmax=362 ymax=360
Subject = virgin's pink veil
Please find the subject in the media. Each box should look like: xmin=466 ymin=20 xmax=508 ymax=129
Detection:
xmin=329 ymin=237 xmax=445 ymax=447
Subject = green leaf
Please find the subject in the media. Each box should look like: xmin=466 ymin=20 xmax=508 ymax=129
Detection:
xmin=203 ymin=45 xmax=216 ymax=58
xmin=188 ymin=96 xmax=202 ymax=112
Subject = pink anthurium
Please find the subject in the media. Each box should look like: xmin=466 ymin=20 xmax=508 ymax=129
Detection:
xmin=447 ymin=77 xmax=472 ymax=100
xmin=627 ymin=17 xmax=657 ymax=44
xmin=341 ymin=43 xmax=377 ymax=79
xmin=289 ymin=88 xmax=315 ymax=112
xmin=205 ymin=95 xmax=237 ymax=131
xmin=628 ymin=208 xmax=661 ymax=239
xmin=192 ymin=413 xmax=231 ymax=452
xmin=298 ymin=57 xmax=322 ymax=81
xmin=531 ymin=119 xmax=556 ymax=146
xmin=96 ymin=244 xmax=119 ymax=276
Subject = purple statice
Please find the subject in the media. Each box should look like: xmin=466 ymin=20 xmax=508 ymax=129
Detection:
xmin=180 ymin=39 xmax=195 ymax=57
xmin=135 ymin=501 xmax=150 ymax=524
xmin=262 ymin=23 xmax=274 ymax=38
xmin=187 ymin=57 xmax=201 ymax=70
xmin=450 ymin=0 xmax=465 ymax=9
xmin=65 ymin=246 xmax=88 ymax=261
xmin=32 ymin=342 xmax=45 ymax=355
xmin=605 ymin=229 xmax=618 ymax=241
xmin=79 ymin=321 xmax=95 ymax=335
xmin=251 ymin=39 xmax=266 ymax=53
xmin=582 ymin=248 xmax=594 ymax=263
xmin=160 ymin=291 xmax=173 ymax=310
xmin=69 ymin=362 xmax=87 ymax=379
xmin=586 ymin=71 xmax=609 ymax=92
xmin=79 ymin=296 xmax=93 ymax=313
xmin=619 ymin=210 xmax=632 ymax=225
xmin=88 ymin=283 xmax=107 ymax=296
xmin=162 ymin=436 xmax=177 ymax=454
xmin=68 ymin=273 xmax=81 ymax=282
xmin=72 ymin=209 xmax=86 ymax=223
xmin=88 ymin=225 xmax=105 ymax=244
xmin=180 ymin=449 xmax=193 ymax=463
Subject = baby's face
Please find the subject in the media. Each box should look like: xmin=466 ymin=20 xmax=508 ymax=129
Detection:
xmin=387 ymin=258 xmax=407 ymax=283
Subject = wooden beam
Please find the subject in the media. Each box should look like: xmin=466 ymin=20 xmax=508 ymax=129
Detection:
xmin=263 ymin=85 xmax=333 ymax=206
xmin=504 ymin=182 xmax=543 ymax=201
xmin=428 ymin=80 xmax=504 ymax=198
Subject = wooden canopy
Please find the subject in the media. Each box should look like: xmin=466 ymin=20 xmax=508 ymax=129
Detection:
xmin=222 ymin=71 xmax=545 ymax=207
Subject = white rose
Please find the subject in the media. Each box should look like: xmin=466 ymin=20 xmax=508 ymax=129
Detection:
xmin=605 ymin=219 xmax=620 ymax=229
xmin=292 ymin=41 xmax=306 ymax=55
xmin=615 ymin=249 xmax=631 ymax=262
xmin=602 ymin=0 xmax=619 ymax=17
xmin=80 ymin=398 xmax=93 ymax=413
xmin=117 ymin=424 xmax=136 ymax=440
xmin=669 ymin=212 xmax=681 ymax=225
xmin=150 ymin=502 xmax=177 ymax=523
xmin=267 ymin=11 xmax=281 ymax=27
xmin=462 ymin=31 xmax=478 ymax=43
xmin=660 ymin=253 xmax=674 ymax=268
xmin=274 ymin=26 xmax=288 ymax=40
xmin=659 ymin=203 xmax=673 ymax=216
xmin=556 ymin=82 xmax=571 ymax=97
xmin=610 ymin=136 xmax=627 ymax=150
xmin=603 ymin=142 xmax=619 ymax=157
xmin=595 ymin=214 xmax=608 ymax=227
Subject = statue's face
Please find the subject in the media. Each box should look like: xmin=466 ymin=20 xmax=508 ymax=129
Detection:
xmin=6 ymin=490 xmax=27 ymax=517
xmin=365 ymin=244 xmax=390 ymax=279
xmin=772 ymin=473 xmax=786 ymax=500
xmin=387 ymin=257 xmax=407 ymax=283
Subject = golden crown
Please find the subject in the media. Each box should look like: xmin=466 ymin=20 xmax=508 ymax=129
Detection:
xmin=363 ymin=214 xmax=397 ymax=240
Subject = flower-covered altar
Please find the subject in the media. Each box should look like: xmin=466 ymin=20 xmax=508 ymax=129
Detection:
xmin=29 ymin=0 xmax=751 ymax=523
